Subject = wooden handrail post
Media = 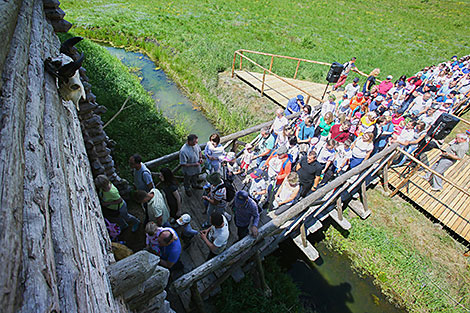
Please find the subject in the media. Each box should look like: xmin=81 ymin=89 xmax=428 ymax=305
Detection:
xmin=300 ymin=223 xmax=307 ymax=247
xmin=231 ymin=52 xmax=237 ymax=77
xmin=360 ymin=182 xmax=369 ymax=213
xmin=336 ymin=197 xmax=343 ymax=221
xmin=190 ymin=283 xmax=206 ymax=313
xmin=269 ymin=56 xmax=274 ymax=72
xmin=254 ymin=251 xmax=271 ymax=297
xmin=306 ymin=95 xmax=311 ymax=105
xmin=294 ymin=60 xmax=301 ymax=79
xmin=383 ymin=163 xmax=390 ymax=193
xmin=261 ymin=70 xmax=266 ymax=96
xmin=239 ymin=51 xmax=243 ymax=70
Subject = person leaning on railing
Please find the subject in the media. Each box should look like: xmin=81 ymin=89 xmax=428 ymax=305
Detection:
xmin=422 ymin=133 xmax=469 ymax=192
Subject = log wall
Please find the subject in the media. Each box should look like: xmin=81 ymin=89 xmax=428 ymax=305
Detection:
xmin=0 ymin=1 xmax=127 ymax=312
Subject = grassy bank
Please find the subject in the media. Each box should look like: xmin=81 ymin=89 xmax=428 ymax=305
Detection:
xmin=325 ymin=187 xmax=470 ymax=313
xmin=58 ymin=34 xmax=185 ymax=179
xmin=214 ymin=257 xmax=304 ymax=313
xmin=61 ymin=0 xmax=470 ymax=135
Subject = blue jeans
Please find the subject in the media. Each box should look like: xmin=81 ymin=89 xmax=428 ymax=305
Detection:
xmin=118 ymin=200 xmax=140 ymax=229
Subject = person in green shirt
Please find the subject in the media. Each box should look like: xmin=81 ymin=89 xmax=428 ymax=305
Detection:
xmin=95 ymin=175 xmax=140 ymax=232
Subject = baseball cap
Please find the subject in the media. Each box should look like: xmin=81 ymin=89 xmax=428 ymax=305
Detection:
xmin=177 ymin=214 xmax=191 ymax=225
xmin=376 ymin=95 xmax=384 ymax=101
xmin=353 ymin=77 xmax=359 ymax=83
xmin=234 ymin=190 xmax=249 ymax=207
xmin=250 ymin=168 xmax=264 ymax=179
xmin=386 ymin=75 xmax=393 ymax=80
xmin=277 ymin=145 xmax=288 ymax=155
xmin=223 ymin=152 xmax=236 ymax=162
xmin=357 ymin=92 xmax=364 ymax=97
xmin=398 ymin=81 xmax=405 ymax=86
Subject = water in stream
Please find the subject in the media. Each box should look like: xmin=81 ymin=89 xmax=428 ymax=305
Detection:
xmin=104 ymin=46 xmax=217 ymax=143
xmin=106 ymin=46 xmax=404 ymax=313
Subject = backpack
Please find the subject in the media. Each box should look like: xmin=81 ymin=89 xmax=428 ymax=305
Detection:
xmin=105 ymin=218 xmax=121 ymax=241
xmin=215 ymin=178 xmax=236 ymax=202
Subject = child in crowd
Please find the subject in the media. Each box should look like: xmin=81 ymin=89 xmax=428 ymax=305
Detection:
xmin=334 ymin=139 xmax=353 ymax=175
xmin=176 ymin=213 xmax=199 ymax=238
xmin=246 ymin=168 xmax=268 ymax=204
xmin=223 ymin=152 xmax=239 ymax=180
xmin=287 ymin=136 xmax=300 ymax=166
xmin=239 ymin=143 xmax=254 ymax=176
xmin=317 ymin=111 xmax=335 ymax=142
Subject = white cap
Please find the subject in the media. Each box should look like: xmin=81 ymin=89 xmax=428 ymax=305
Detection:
xmin=224 ymin=152 xmax=236 ymax=162
xmin=177 ymin=214 xmax=191 ymax=225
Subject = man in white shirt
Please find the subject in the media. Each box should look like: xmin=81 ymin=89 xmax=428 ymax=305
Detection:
xmin=344 ymin=77 xmax=360 ymax=99
xmin=405 ymin=92 xmax=433 ymax=115
xmin=270 ymin=108 xmax=288 ymax=137
xmin=200 ymin=212 xmax=229 ymax=259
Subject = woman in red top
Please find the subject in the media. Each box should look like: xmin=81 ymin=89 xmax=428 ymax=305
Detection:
xmin=329 ymin=121 xmax=351 ymax=143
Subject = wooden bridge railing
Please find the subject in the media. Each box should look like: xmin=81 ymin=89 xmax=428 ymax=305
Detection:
xmin=170 ymin=143 xmax=399 ymax=293
xmin=231 ymin=49 xmax=370 ymax=104
xmin=144 ymin=112 xmax=300 ymax=169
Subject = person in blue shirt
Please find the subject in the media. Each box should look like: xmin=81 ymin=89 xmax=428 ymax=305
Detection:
xmin=284 ymin=95 xmax=304 ymax=116
xmin=369 ymin=95 xmax=385 ymax=112
xmin=146 ymin=223 xmax=182 ymax=269
xmin=232 ymin=190 xmax=259 ymax=240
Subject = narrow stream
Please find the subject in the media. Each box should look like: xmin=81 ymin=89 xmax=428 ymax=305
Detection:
xmin=104 ymin=46 xmax=217 ymax=143
xmin=105 ymin=46 xmax=404 ymax=313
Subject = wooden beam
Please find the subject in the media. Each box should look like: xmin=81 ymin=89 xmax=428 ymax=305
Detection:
xmin=261 ymin=70 xmax=266 ymax=96
xmin=396 ymin=147 xmax=470 ymax=197
xmin=170 ymin=144 xmax=398 ymax=292
xmin=294 ymin=60 xmax=301 ymax=79
xmin=292 ymin=235 xmax=319 ymax=261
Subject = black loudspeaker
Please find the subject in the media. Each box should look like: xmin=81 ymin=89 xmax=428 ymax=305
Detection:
xmin=326 ymin=62 xmax=344 ymax=83
xmin=427 ymin=113 xmax=459 ymax=140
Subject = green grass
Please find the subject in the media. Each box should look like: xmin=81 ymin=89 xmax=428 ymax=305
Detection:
xmin=58 ymin=33 xmax=185 ymax=180
xmin=60 ymin=0 xmax=470 ymax=134
xmin=325 ymin=188 xmax=470 ymax=313
xmin=214 ymin=256 xmax=304 ymax=313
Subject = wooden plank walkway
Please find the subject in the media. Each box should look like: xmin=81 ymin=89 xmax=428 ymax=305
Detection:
xmin=234 ymin=70 xmax=345 ymax=108
xmin=169 ymin=175 xmax=279 ymax=311
xmin=387 ymin=149 xmax=470 ymax=242
xmin=168 ymin=173 xmax=345 ymax=311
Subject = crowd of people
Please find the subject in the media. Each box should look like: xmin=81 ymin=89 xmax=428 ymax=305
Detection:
xmin=96 ymin=54 xmax=470 ymax=271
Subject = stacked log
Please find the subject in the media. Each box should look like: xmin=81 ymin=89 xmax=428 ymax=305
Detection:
xmin=0 ymin=1 xmax=172 ymax=312
xmin=59 ymin=40 xmax=130 ymax=193
xmin=43 ymin=0 xmax=72 ymax=32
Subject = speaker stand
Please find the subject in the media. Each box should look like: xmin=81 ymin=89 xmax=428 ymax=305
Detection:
xmin=321 ymin=82 xmax=330 ymax=100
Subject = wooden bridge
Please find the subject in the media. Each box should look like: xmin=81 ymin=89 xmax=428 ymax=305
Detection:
xmin=231 ymin=49 xmax=370 ymax=107
xmin=230 ymin=49 xmax=470 ymax=243
xmin=140 ymin=50 xmax=470 ymax=311
xmin=144 ymin=112 xmax=398 ymax=312
xmin=387 ymin=147 xmax=470 ymax=242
